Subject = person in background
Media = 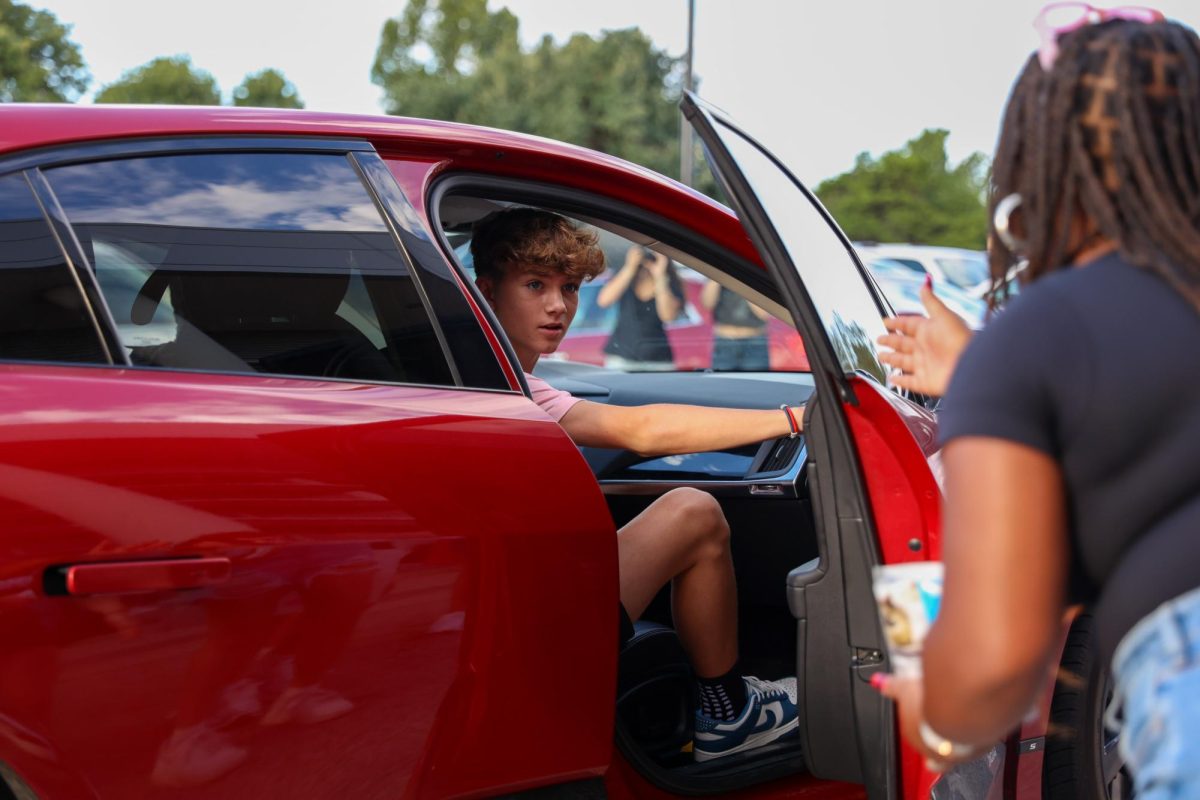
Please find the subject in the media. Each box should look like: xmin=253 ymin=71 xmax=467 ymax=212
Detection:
xmin=597 ymin=244 xmax=683 ymax=370
xmin=873 ymin=10 xmax=1200 ymax=799
xmin=471 ymin=208 xmax=806 ymax=761
xmin=701 ymin=280 xmax=771 ymax=371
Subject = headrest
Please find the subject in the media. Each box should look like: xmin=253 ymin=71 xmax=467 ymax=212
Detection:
xmin=132 ymin=238 xmax=352 ymax=331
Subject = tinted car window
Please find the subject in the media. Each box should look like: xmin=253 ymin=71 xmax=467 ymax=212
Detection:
xmin=46 ymin=153 xmax=453 ymax=386
xmin=0 ymin=173 xmax=107 ymax=365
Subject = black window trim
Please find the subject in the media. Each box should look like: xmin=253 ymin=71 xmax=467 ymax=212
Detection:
xmin=1 ymin=135 xmax=481 ymax=393
xmin=24 ymin=168 xmax=126 ymax=366
xmin=348 ymin=152 xmax=462 ymax=387
xmin=0 ymin=135 xmax=374 ymax=176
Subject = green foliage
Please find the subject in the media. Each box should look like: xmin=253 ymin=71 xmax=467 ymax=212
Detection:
xmin=815 ymin=129 xmax=988 ymax=249
xmin=95 ymin=55 xmax=220 ymax=106
xmin=372 ymin=0 xmax=717 ymax=194
xmin=0 ymin=0 xmax=88 ymax=102
xmin=233 ymin=68 xmax=304 ymax=109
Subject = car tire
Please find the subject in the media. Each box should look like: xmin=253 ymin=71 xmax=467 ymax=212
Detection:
xmin=1042 ymin=611 xmax=1133 ymax=800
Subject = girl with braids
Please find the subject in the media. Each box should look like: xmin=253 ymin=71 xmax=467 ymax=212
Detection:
xmin=874 ymin=7 xmax=1200 ymax=795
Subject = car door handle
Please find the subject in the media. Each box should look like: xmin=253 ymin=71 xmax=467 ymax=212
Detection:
xmin=54 ymin=557 xmax=232 ymax=596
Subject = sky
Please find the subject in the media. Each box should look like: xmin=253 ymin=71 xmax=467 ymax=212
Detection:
xmin=29 ymin=0 xmax=1200 ymax=186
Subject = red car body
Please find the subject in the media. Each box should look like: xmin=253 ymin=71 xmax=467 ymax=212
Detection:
xmin=0 ymin=104 xmax=1081 ymax=800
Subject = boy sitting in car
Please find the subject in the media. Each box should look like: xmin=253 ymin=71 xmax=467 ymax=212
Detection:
xmin=471 ymin=207 xmax=805 ymax=761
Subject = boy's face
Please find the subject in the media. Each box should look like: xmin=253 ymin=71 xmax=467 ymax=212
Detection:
xmin=478 ymin=264 xmax=579 ymax=371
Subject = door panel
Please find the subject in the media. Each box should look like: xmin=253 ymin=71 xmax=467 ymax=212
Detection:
xmin=0 ymin=364 xmax=616 ymax=798
xmin=685 ymin=93 xmax=940 ymax=800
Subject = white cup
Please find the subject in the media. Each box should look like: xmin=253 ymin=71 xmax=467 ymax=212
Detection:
xmin=872 ymin=561 xmax=944 ymax=677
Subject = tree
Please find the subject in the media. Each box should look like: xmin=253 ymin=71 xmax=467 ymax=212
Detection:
xmin=0 ymin=0 xmax=89 ymax=102
xmin=372 ymin=0 xmax=715 ymax=193
xmin=95 ymin=56 xmax=220 ymax=106
xmin=815 ymin=129 xmax=988 ymax=249
xmin=372 ymin=0 xmax=521 ymax=123
xmin=233 ymin=68 xmax=304 ymax=109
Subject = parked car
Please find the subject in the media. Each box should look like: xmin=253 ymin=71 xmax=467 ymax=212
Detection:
xmin=864 ymin=256 xmax=989 ymax=328
xmin=856 ymin=243 xmax=992 ymax=298
xmin=0 ymin=103 xmax=1120 ymax=800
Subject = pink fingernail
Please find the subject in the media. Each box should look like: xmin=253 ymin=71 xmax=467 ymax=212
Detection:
xmin=870 ymin=673 xmax=889 ymax=691
xmin=923 ymin=274 xmax=933 ymax=290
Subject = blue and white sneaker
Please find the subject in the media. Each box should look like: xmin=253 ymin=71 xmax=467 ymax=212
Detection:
xmin=693 ymin=676 xmax=799 ymax=762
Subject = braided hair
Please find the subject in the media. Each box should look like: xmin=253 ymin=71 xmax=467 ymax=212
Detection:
xmin=989 ymin=19 xmax=1200 ymax=310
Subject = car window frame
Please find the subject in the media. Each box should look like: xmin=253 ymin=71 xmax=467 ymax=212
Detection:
xmin=0 ymin=169 xmax=116 ymax=367
xmin=427 ymin=173 xmax=794 ymax=384
xmin=0 ymin=135 xmax=493 ymax=393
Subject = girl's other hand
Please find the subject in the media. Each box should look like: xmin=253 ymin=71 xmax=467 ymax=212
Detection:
xmin=877 ymin=280 xmax=974 ymax=398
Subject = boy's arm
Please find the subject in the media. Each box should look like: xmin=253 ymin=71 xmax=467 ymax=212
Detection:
xmin=559 ymin=400 xmax=803 ymax=457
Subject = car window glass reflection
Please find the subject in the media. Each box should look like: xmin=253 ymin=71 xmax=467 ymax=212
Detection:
xmin=710 ymin=120 xmax=889 ymax=385
xmin=45 ymin=153 xmax=454 ymax=386
xmin=48 ymin=154 xmax=387 ymax=232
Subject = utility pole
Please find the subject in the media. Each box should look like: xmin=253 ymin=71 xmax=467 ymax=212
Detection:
xmin=679 ymin=0 xmax=695 ymax=186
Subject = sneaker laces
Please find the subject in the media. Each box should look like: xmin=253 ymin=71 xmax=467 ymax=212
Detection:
xmin=744 ymin=675 xmax=797 ymax=703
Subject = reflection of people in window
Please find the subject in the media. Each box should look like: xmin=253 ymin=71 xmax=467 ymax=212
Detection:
xmin=597 ymin=245 xmax=683 ymax=370
xmin=701 ymin=281 xmax=769 ymax=371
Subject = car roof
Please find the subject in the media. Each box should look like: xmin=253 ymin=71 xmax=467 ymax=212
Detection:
xmin=0 ymin=104 xmax=761 ymax=267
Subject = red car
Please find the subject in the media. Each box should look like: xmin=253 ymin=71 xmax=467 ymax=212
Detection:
xmin=0 ymin=102 xmax=1118 ymax=800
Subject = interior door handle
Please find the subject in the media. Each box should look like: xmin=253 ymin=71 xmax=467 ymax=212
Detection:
xmin=53 ymin=557 xmax=232 ymax=596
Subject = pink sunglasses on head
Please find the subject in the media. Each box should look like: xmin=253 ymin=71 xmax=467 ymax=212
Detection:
xmin=1033 ymin=2 xmax=1165 ymax=70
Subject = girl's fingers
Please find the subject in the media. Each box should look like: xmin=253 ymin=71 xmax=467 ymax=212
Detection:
xmin=879 ymin=351 xmax=916 ymax=372
xmin=882 ymin=315 xmax=924 ymax=336
xmin=877 ymin=333 xmax=916 ymax=354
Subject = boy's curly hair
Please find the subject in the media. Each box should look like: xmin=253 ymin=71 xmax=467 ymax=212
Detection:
xmin=470 ymin=208 xmax=606 ymax=283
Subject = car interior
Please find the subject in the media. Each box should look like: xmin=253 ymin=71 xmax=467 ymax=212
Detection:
xmin=71 ymin=225 xmax=456 ymax=388
xmin=435 ymin=188 xmax=824 ymax=793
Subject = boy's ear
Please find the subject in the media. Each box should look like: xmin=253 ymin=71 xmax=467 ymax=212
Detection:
xmin=476 ymin=274 xmax=496 ymax=305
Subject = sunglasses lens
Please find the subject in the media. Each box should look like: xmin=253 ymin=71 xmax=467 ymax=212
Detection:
xmin=1040 ymin=3 xmax=1093 ymax=30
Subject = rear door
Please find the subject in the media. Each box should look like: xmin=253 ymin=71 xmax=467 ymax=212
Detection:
xmin=0 ymin=140 xmax=615 ymax=799
xmin=684 ymin=94 xmax=944 ymax=800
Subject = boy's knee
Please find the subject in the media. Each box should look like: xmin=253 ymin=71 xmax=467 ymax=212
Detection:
xmin=664 ymin=488 xmax=729 ymax=550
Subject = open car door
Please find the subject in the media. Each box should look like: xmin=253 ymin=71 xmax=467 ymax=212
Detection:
xmin=683 ymin=93 xmax=951 ymax=800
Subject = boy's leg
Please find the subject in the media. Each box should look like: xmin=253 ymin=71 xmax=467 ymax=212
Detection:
xmin=617 ymin=487 xmax=800 ymax=762
xmin=616 ymin=487 xmax=737 ymax=678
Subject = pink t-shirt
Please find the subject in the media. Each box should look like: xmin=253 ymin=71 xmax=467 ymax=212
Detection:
xmin=525 ymin=372 xmax=582 ymax=422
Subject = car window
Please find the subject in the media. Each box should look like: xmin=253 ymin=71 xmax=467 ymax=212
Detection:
xmin=447 ymin=209 xmax=806 ymax=374
xmin=45 ymin=152 xmax=454 ymax=386
xmin=690 ymin=111 xmax=888 ymax=384
xmin=891 ymin=258 xmax=928 ymax=276
xmin=0 ymin=173 xmax=108 ymax=365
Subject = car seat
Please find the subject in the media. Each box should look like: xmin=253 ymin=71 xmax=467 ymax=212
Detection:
xmin=130 ymin=261 xmax=396 ymax=382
